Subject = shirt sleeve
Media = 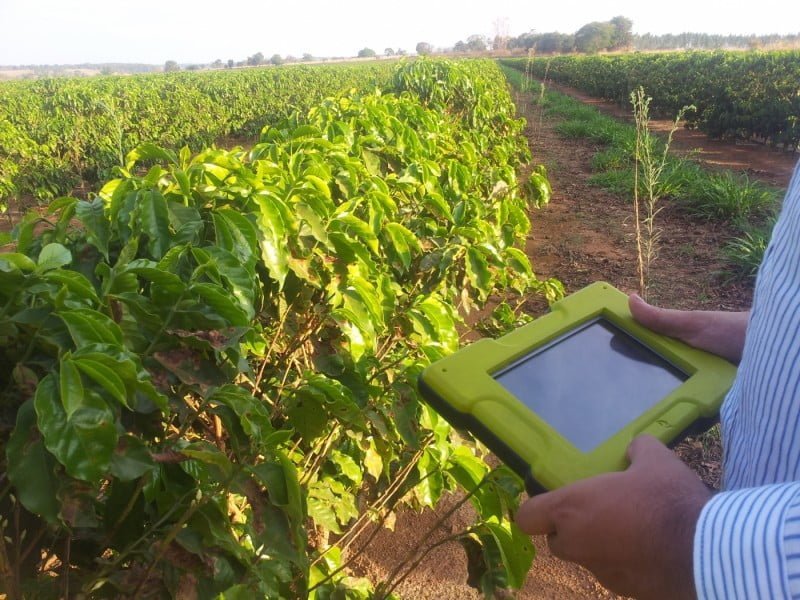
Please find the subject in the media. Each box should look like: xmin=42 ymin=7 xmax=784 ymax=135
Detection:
xmin=694 ymin=482 xmax=800 ymax=599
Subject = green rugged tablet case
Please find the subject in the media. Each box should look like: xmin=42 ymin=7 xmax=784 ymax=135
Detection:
xmin=418 ymin=281 xmax=737 ymax=493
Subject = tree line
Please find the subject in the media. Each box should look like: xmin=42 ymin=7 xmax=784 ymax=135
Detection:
xmin=443 ymin=17 xmax=799 ymax=55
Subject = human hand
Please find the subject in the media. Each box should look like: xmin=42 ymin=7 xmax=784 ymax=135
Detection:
xmin=629 ymin=294 xmax=749 ymax=364
xmin=516 ymin=435 xmax=711 ymax=600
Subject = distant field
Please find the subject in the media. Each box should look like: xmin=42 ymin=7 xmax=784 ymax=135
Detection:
xmin=501 ymin=50 xmax=800 ymax=149
xmin=0 ymin=62 xmax=396 ymax=203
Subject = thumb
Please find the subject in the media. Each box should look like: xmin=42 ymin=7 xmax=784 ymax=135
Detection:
xmin=628 ymin=293 xmax=688 ymax=339
xmin=626 ymin=434 xmax=672 ymax=466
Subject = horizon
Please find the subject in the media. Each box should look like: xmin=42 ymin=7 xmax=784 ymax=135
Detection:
xmin=1 ymin=0 xmax=799 ymax=66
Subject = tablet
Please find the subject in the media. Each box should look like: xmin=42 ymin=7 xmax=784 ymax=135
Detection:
xmin=418 ymin=282 xmax=737 ymax=492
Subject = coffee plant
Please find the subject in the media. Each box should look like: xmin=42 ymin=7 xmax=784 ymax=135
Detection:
xmin=0 ymin=59 xmax=559 ymax=598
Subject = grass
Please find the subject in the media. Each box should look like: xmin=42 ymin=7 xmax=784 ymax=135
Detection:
xmin=676 ymin=169 xmax=780 ymax=222
xmin=527 ymin=84 xmax=784 ymax=279
xmin=722 ymin=219 xmax=778 ymax=280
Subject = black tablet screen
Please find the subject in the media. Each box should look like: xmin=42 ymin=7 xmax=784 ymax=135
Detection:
xmin=493 ymin=318 xmax=687 ymax=452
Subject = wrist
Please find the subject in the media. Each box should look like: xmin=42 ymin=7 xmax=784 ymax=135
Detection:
xmin=655 ymin=488 xmax=709 ymax=599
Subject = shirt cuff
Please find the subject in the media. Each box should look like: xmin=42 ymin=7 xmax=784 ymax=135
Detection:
xmin=694 ymin=482 xmax=800 ymax=599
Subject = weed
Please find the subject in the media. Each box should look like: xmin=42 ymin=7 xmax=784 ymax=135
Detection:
xmin=630 ymin=87 xmax=693 ymax=300
xmin=588 ymin=170 xmax=635 ymax=196
xmin=722 ymin=217 xmax=777 ymax=279
xmin=556 ymin=120 xmax=594 ymax=139
xmin=591 ymin=147 xmax=631 ymax=172
xmin=678 ymin=170 xmax=780 ymax=223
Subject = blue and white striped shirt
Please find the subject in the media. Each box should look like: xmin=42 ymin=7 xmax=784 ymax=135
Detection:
xmin=695 ymin=160 xmax=800 ymax=598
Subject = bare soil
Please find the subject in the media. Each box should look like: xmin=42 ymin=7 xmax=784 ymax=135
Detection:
xmin=353 ymin=86 xmax=769 ymax=598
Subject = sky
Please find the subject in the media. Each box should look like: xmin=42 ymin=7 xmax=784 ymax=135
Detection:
xmin=1 ymin=0 xmax=798 ymax=65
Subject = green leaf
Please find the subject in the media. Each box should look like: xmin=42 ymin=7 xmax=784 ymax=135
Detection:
xmin=125 ymin=259 xmax=187 ymax=298
xmin=167 ymin=200 xmax=203 ymax=245
xmin=59 ymin=358 xmax=85 ymax=419
xmin=481 ymin=521 xmax=535 ymax=589
xmin=6 ymin=399 xmax=60 ymax=524
xmin=44 ymin=270 xmax=100 ymax=303
xmin=524 ymin=167 xmax=552 ymax=208
xmin=0 ymin=252 xmax=36 ymax=271
xmin=138 ymin=190 xmax=171 ymax=260
xmin=362 ymin=149 xmax=382 ymax=176
xmin=213 ymin=209 xmax=258 ymax=267
xmin=216 ymin=585 xmax=254 ymax=600
xmin=182 ymin=443 xmax=234 ymax=480
xmin=294 ymin=202 xmax=330 ymax=247
xmin=414 ymin=448 xmax=444 ymax=507
xmin=334 ymin=214 xmax=378 ymax=254
xmin=300 ymin=373 xmax=365 ymax=428
xmin=34 ymin=374 xmax=118 ymax=483
xmin=191 ymin=282 xmax=250 ymax=326
xmin=307 ymin=480 xmax=357 ymax=534
xmin=384 ymin=222 xmax=420 ymax=270
xmin=504 ymin=247 xmax=534 ymax=279
xmin=76 ymin=198 xmax=110 ymax=258
xmin=209 ymin=385 xmax=274 ymax=442
xmin=125 ymin=142 xmax=178 ymax=171
xmin=37 ymin=243 xmax=72 ymax=272
xmin=73 ymin=356 xmax=129 ymax=407
xmin=254 ymin=191 xmax=292 ymax=287
xmin=466 ymin=246 xmax=492 ymax=301
xmin=330 ymin=450 xmax=363 ymax=485
xmin=59 ymin=308 xmax=123 ymax=348
xmin=199 ymin=246 xmax=257 ymax=319
xmin=364 ymin=442 xmax=384 ymax=481
xmin=109 ymin=435 xmax=156 ymax=481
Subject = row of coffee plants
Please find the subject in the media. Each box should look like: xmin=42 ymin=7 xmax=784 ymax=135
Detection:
xmin=501 ymin=51 xmax=800 ymax=149
xmin=0 ymin=63 xmax=395 ymax=207
xmin=0 ymin=59 xmax=560 ymax=598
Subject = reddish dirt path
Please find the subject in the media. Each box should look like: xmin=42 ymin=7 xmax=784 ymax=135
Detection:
xmin=542 ymin=80 xmax=798 ymax=190
xmin=354 ymin=88 xmax=757 ymax=598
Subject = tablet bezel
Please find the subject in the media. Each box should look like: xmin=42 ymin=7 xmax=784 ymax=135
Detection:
xmin=418 ymin=282 xmax=737 ymax=491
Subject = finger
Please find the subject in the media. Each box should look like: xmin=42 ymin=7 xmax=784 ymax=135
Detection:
xmin=515 ymin=491 xmax=561 ymax=535
xmin=626 ymin=434 xmax=673 ymax=465
xmin=545 ymin=532 xmax=573 ymax=562
xmin=628 ymin=294 xmax=687 ymax=338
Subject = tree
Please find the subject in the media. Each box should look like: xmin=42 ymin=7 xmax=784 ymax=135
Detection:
xmin=575 ymin=22 xmax=615 ymax=53
xmin=227 ymin=59 xmax=234 ymax=68
xmin=396 ymin=48 xmax=407 ymax=56
xmin=164 ymin=60 xmax=180 ymax=72
xmin=247 ymin=52 xmax=264 ymax=66
xmin=492 ymin=35 xmax=510 ymax=52
xmin=357 ymin=47 xmax=376 ymax=58
xmin=270 ymin=54 xmax=284 ymax=65
xmin=454 ymin=40 xmax=468 ymax=53
xmin=384 ymin=47 xmax=395 ymax=56
xmin=537 ymin=32 xmax=574 ymax=53
xmin=610 ymin=16 xmax=634 ymax=50
xmin=211 ymin=59 xmax=223 ymax=69
xmin=416 ymin=42 xmax=433 ymax=55
xmin=466 ymin=34 xmax=488 ymax=52
xmin=302 ymin=53 xmax=314 ymax=61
